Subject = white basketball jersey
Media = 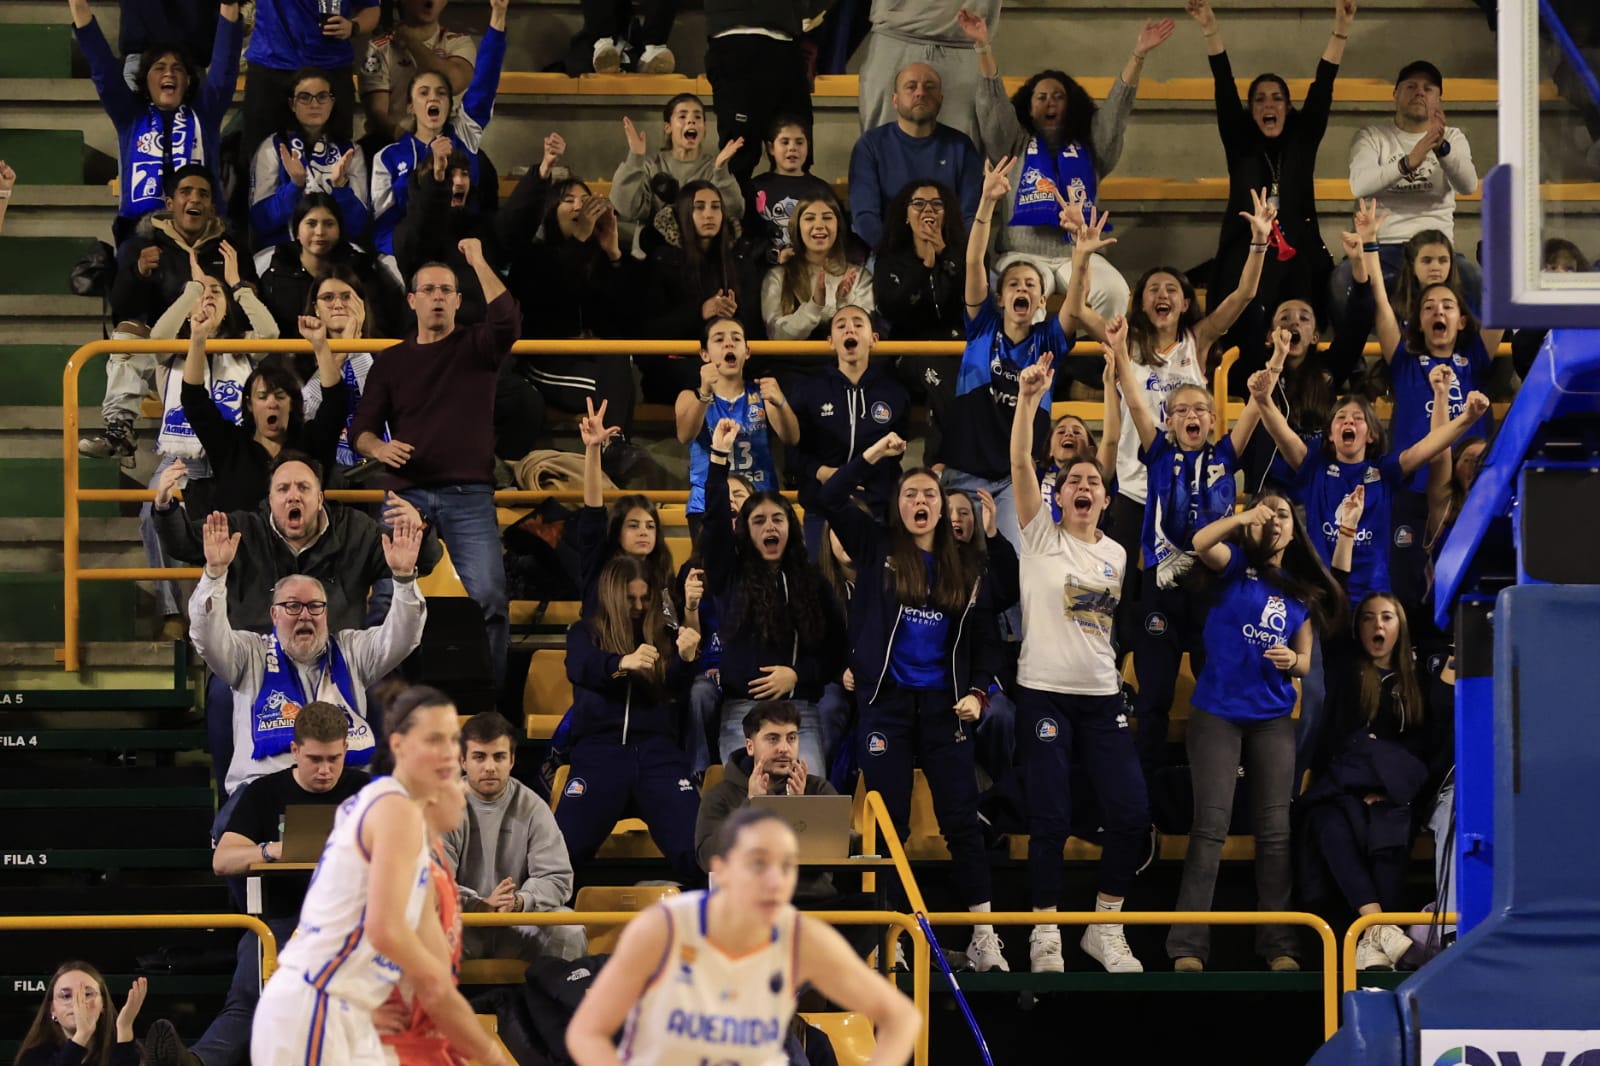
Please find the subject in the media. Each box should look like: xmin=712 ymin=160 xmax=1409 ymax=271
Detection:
xmin=273 ymin=777 xmax=431 ymax=1011
xmin=618 ymin=891 xmax=800 ymax=1065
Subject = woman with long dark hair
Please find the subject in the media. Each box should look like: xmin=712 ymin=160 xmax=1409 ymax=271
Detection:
xmin=250 ymin=67 xmax=369 ymax=248
xmin=254 ymin=193 xmax=398 ymax=344
xmin=819 ymin=430 xmax=1008 ymax=971
xmin=1187 ymin=0 xmax=1355 ymax=378
xmin=701 ymin=421 xmax=847 ymax=774
xmin=960 ymin=9 xmax=1174 ymax=329
xmin=1165 ymin=491 xmax=1345 ymax=973
xmin=15 ymin=964 xmax=144 ymax=1066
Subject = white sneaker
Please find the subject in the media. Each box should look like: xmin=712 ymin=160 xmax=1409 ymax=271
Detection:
xmin=1081 ymin=922 xmax=1144 ymax=973
xmin=1357 ymin=923 xmax=1412 ymax=970
xmin=592 ymin=37 xmax=623 ymax=73
xmin=966 ymin=928 xmax=1009 ymax=972
xmin=1028 ymin=926 xmax=1063 ymax=973
xmin=638 ymin=43 xmax=675 ymax=73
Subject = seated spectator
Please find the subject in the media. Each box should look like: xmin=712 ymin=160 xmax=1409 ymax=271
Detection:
xmin=359 ymin=0 xmax=478 ymax=149
xmin=189 ymin=507 xmax=426 ymax=796
xmin=856 ymin=0 xmax=994 ymax=153
xmin=700 ymin=433 xmax=847 ymax=773
xmin=762 ymin=195 xmax=875 ymax=345
xmin=742 ymin=115 xmax=836 ymax=269
xmin=639 ymin=180 xmax=762 ymax=400
xmin=1328 ymin=60 xmax=1481 ymax=350
xmin=679 ymin=474 xmax=754 ymax=775
xmin=572 ymin=400 xmax=682 ymax=613
xmin=1300 ymin=591 xmax=1450 ymax=971
xmin=140 ymin=702 xmax=370 ymax=1066
xmin=117 ymin=0 xmax=219 ymax=93
xmin=557 ymin=555 xmax=705 ymax=886
xmin=371 ymin=0 xmax=507 ymax=261
xmin=250 ymin=68 xmax=370 ymax=248
xmin=1511 ymin=237 xmax=1590 ymax=379
xmin=701 ymin=0 xmax=817 ymax=184
xmin=254 ymin=195 xmax=399 ymax=345
xmin=349 ymin=240 xmax=519 ymax=684
xmin=609 ymin=95 xmax=745 ymax=253
xmin=1187 ymin=0 xmax=1353 ymax=383
xmin=84 ymin=165 xmax=249 ymax=460
xmin=443 ymin=712 xmax=587 ymax=962
xmin=497 ymin=148 xmax=646 ymax=474
xmin=16 ymin=964 xmax=144 ymax=1066
xmin=67 ymin=0 xmax=242 ymax=246
xmin=394 ymin=141 xmax=501 ymax=321
xmin=873 ymin=179 xmax=966 ymax=467
xmin=848 ymin=62 xmax=981 ymax=248
xmin=963 ymin=10 xmax=1172 ymax=330
xmin=238 ymin=0 xmax=380 ymax=170
xmin=581 ymin=0 xmax=678 ymax=74
xmin=675 ymin=317 xmax=794 ymax=537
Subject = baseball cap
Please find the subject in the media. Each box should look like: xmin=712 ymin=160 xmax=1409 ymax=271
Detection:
xmin=1395 ymin=60 xmax=1443 ymax=93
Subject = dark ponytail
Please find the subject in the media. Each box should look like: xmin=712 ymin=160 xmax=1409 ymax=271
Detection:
xmin=370 ymin=684 xmax=454 ymax=775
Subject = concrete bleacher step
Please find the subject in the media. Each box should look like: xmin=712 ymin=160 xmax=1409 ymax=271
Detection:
xmin=0 ymin=22 xmax=72 ymax=78
xmin=0 ymin=129 xmax=84 ymax=186
xmin=0 ymin=237 xmax=100 ymax=296
xmin=3 ymin=346 xmax=104 ymax=406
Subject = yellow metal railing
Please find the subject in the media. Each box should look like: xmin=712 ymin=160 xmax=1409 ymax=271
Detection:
xmin=0 ymin=913 xmax=280 ymax=980
xmin=1341 ymin=911 xmax=1457 ymax=995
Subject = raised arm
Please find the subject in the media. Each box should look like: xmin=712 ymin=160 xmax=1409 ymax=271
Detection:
xmin=1248 ymin=359 xmax=1309 ymax=470
xmin=577 ymin=397 xmax=616 ymax=509
xmin=1193 ymin=505 xmax=1271 ymax=572
xmin=1011 ymin=354 xmax=1055 ymax=530
xmin=457 ymin=237 xmax=505 ymax=304
xmin=674 ymin=361 xmax=717 ymax=445
xmin=965 ymin=156 xmax=1016 ymax=310
xmin=182 ymin=292 xmax=219 ymax=385
xmin=1187 ymin=0 xmax=1225 ymax=57
xmin=1108 ymin=315 xmax=1158 ymax=450
xmin=1399 ymin=390 xmax=1489 ymax=478
xmin=1353 ymin=199 xmax=1401 ymax=362
xmin=1196 ymin=187 xmax=1275 ymax=352
xmin=1121 ymin=18 xmax=1174 ymax=88
xmin=1064 ymin=203 xmax=1116 ymax=341
xmin=1096 ymin=346 xmax=1122 ymax=473
xmin=1229 ymin=329 xmax=1289 ymax=455
xmin=1424 ymin=368 xmax=1457 ymax=539
xmin=1324 ymin=0 xmax=1356 ymax=66
xmin=1331 ymin=485 xmax=1366 ymax=574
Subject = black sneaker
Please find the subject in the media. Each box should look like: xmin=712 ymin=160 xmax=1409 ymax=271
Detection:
xmin=79 ymin=419 xmax=136 ymax=459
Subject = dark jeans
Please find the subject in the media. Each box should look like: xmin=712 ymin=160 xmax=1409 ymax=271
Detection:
xmin=1018 ymin=688 xmax=1150 ymax=906
xmin=205 ymin=673 xmax=234 ymax=803
xmin=704 ymin=33 xmax=813 ymax=186
xmin=1303 ymin=802 xmax=1409 ymax=913
xmin=397 ymin=483 xmax=508 ymax=687
xmin=1132 ymin=571 xmax=1209 ymax=780
xmin=188 ymin=918 xmax=298 ymax=1066
xmin=580 ymin=0 xmax=678 ymax=46
xmin=1108 ymin=493 xmax=1146 ymax=658
xmin=1167 ymin=707 xmax=1297 ymax=963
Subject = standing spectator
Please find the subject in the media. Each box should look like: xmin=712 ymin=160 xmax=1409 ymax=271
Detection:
xmin=141 ymin=703 xmax=370 ymax=1066
xmin=874 ymin=179 xmax=966 ymax=468
xmin=557 ymin=556 xmax=705 ymax=887
xmin=1328 ymin=59 xmax=1481 ymax=344
xmin=742 ymin=116 xmax=836 ymax=268
xmin=15 ymin=965 xmax=145 ymax=1066
xmin=703 ymin=0 xmax=826 ymax=184
xmin=250 ymin=68 xmax=370 ymax=248
xmin=370 ymin=0 xmax=508 ymax=261
xmin=443 ymin=713 xmax=587 ymax=963
xmin=762 ymin=196 xmax=875 ymax=345
xmin=581 ymin=0 xmax=679 ymax=73
xmin=609 ymin=96 xmax=745 ymax=253
xmin=68 ymin=0 xmax=242 ymax=246
xmin=857 ymin=0 xmax=998 ymax=153
xmin=349 ymin=239 xmax=519 ymax=684
xmin=848 ymin=63 xmax=982 ymax=248
xmin=239 ymin=0 xmax=381 ymax=171
xmin=359 ymin=0 xmax=479 ymax=148
xmin=1188 ymin=0 xmax=1354 ymax=391
xmin=963 ymin=11 xmax=1173 ymax=331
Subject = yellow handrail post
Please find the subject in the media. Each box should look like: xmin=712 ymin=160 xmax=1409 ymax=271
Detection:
xmin=861 ymin=791 xmax=932 ymax=1065
xmin=1341 ymin=911 xmax=1457 ymax=996
xmin=1212 ymin=347 xmax=1239 ymax=442
xmin=0 ymin=913 xmax=278 ymax=980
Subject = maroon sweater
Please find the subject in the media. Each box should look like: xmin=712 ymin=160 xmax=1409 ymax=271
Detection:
xmin=350 ymin=292 xmax=521 ymax=488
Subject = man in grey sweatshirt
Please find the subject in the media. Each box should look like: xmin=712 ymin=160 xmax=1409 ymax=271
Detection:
xmin=443 ymin=712 xmax=587 ymax=961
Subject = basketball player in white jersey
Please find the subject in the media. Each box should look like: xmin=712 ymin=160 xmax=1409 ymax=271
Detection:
xmin=250 ymin=685 xmax=506 ymax=1066
xmin=566 ymin=807 xmax=922 ymax=1065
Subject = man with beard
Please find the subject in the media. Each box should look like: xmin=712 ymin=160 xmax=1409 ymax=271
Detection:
xmin=848 ymin=62 xmax=982 ymax=248
xmin=189 ymin=506 xmax=426 ymax=800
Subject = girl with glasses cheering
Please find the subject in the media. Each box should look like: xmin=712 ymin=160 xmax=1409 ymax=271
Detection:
xmin=251 ymin=67 xmax=371 ymax=249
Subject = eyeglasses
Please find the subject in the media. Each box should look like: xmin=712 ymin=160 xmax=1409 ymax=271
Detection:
xmin=415 ymin=284 xmax=457 ymax=296
xmin=293 ymin=91 xmax=334 ymax=105
xmin=273 ymin=600 xmax=328 ymax=617
xmin=909 ymin=198 xmax=946 ymax=212
xmin=317 ymin=292 xmax=355 ymax=305
xmin=1169 ymin=404 xmax=1213 ymax=417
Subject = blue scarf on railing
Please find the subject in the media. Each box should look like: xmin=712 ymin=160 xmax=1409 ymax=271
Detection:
xmin=1011 ymin=135 xmax=1106 ymax=239
xmin=250 ymin=633 xmax=369 ymax=762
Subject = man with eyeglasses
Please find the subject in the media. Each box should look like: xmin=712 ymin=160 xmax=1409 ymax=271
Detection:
xmin=847 ymin=61 xmax=982 ymax=248
xmin=350 ymin=237 xmax=519 ymax=686
xmin=190 ymin=502 xmax=426 ymax=798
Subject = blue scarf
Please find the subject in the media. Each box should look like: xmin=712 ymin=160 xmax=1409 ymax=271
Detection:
xmin=1011 ymin=135 xmax=1105 ymax=239
xmin=127 ymin=106 xmax=206 ymax=219
xmin=331 ymin=356 xmax=376 ymax=468
xmin=250 ymin=633 xmax=368 ymax=762
xmin=1146 ymin=440 xmax=1236 ymax=588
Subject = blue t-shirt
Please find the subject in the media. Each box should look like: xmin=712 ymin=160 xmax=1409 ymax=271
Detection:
xmin=888 ymin=555 xmax=952 ymax=691
xmin=687 ymin=384 xmax=778 ymax=515
xmin=946 ymin=300 xmax=1063 ymax=480
xmin=1274 ymin=438 xmax=1405 ymax=603
xmin=1389 ymin=334 xmax=1491 ymax=491
xmin=246 ymin=0 xmax=379 ymax=71
xmin=1139 ymin=434 xmax=1239 ymax=570
xmin=1192 ymin=545 xmax=1311 ymax=723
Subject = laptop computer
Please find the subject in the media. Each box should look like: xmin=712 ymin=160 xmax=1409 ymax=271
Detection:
xmin=748 ymin=795 xmax=854 ymax=863
xmin=279 ymin=804 xmax=338 ymax=863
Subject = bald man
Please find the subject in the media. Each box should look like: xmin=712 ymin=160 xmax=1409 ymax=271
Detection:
xmin=857 ymin=0 xmax=1000 ymax=154
xmin=848 ymin=61 xmax=982 ymax=247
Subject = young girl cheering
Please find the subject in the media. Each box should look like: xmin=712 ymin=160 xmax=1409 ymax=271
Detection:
xmin=1166 ymin=492 xmax=1345 ymax=973
xmin=1010 ymin=349 xmax=1153 ymax=975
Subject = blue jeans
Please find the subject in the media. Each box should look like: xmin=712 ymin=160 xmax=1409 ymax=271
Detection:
xmin=685 ymin=674 xmax=721 ymax=774
xmin=718 ymin=697 xmax=827 ymax=775
xmin=188 ymin=918 xmax=297 ymax=1066
xmin=398 ymin=483 xmax=508 ymax=687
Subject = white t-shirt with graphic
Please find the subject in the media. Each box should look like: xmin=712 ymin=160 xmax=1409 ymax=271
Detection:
xmin=1017 ymin=507 xmax=1125 ymax=696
